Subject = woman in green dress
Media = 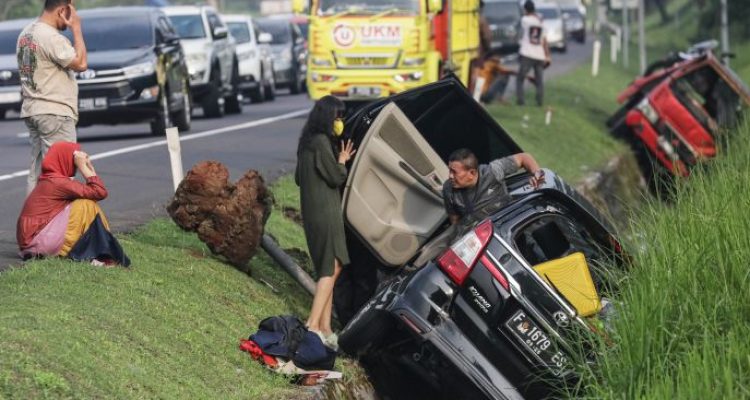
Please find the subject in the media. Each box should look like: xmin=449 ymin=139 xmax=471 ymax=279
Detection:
xmin=295 ymin=95 xmax=356 ymax=345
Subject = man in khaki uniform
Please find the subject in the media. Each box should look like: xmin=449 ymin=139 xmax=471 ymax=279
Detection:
xmin=17 ymin=0 xmax=87 ymax=194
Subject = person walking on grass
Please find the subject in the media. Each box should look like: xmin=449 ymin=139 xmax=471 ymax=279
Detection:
xmin=295 ymin=95 xmax=356 ymax=349
xmin=17 ymin=0 xmax=88 ymax=195
xmin=516 ymin=0 xmax=550 ymax=106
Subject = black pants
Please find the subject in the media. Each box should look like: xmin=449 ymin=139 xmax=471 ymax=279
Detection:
xmin=516 ymin=55 xmax=545 ymax=106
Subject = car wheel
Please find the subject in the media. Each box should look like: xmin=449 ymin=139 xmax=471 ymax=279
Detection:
xmin=150 ymin=89 xmax=172 ymax=136
xmin=202 ymin=67 xmax=225 ymax=118
xmin=224 ymin=60 xmax=242 ymax=114
xmin=249 ymin=68 xmax=265 ymax=104
xmin=0 ymin=109 xmax=6 ymax=120
xmin=173 ymin=83 xmax=191 ymax=133
xmin=264 ymin=75 xmax=276 ymax=101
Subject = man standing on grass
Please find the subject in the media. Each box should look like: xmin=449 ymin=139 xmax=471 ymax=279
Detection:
xmin=516 ymin=0 xmax=550 ymax=106
xmin=17 ymin=0 xmax=87 ymax=195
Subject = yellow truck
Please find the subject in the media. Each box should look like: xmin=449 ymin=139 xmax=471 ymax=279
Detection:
xmin=292 ymin=0 xmax=481 ymax=100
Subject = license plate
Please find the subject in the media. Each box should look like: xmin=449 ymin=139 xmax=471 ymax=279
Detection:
xmin=505 ymin=311 xmax=569 ymax=376
xmin=0 ymin=91 xmax=21 ymax=104
xmin=347 ymin=86 xmax=381 ymax=98
xmin=79 ymin=97 xmax=107 ymax=111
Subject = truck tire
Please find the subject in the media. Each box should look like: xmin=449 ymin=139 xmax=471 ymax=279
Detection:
xmin=224 ymin=60 xmax=242 ymax=114
xmin=202 ymin=67 xmax=225 ymax=118
xmin=173 ymin=82 xmax=191 ymax=133
xmin=150 ymin=88 xmax=172 ymax=136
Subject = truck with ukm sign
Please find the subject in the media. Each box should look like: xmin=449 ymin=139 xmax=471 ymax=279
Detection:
xmin=292 ymin=0 xmax=481 ymax=100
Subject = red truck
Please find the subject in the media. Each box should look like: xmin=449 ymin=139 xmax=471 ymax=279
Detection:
xmin=608 ymin=44 xmax=750 ymax=184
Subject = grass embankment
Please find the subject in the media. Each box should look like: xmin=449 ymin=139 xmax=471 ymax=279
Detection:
xmin=573 ymin=120 xmax=750 ymax=399
xmin=0 ymin=176 xmax=366 ymax=399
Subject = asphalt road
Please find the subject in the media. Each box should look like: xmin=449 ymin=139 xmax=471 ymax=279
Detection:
xmin=0 ymin=38 xmax=593 ymax=270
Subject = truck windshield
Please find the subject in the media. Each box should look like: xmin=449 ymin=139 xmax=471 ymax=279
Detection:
xmin=484 ymin=2 xmax=520 ymax=24
xmin=317 ymin=0 xmax=419 ymax=16
xmin=0 ymin=29 xmax=19 ymax=55
xmin=64 ymin=17 xmax=153 ymax=51
xmin=169 ymin=15 xmax=207 ymax=39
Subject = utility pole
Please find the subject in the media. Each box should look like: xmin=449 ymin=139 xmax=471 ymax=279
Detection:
xmin=622 ymin=2 xmax=629 ymax=68
xmin=720 ymin=0 xmax=730 ymax=66
xmin=638 ymin=0 xmax=646 ymax=74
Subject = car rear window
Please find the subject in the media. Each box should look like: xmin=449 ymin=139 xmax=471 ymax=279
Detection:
xmin=65 ymin=16 xmax=153 ymax=51
xmin=227 ymin=22 xmax=251 ymax=44
xmin=170 ymin=15 xmax=206 ymax=39
xmin=257 ymin=21 xmax=291 ymax=44
xmin=538 ymin=8 xmax=560 ymax=19
xmin=0 ymin=29 xmax=19 ymax=55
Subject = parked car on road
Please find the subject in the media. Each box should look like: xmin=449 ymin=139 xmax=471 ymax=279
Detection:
xmin=0 ymin=18 xmax=29 ymax=120
xmin=335 ymin=76 xmax=623 ymax=399
xmin=64 ymin=7 xmax=191 ymax=136
xmin=536 ymin=2 xmax=567 ymax=52
xmin=483 ymin=0 xmax=522 ymax=55
xmin=163 ymin=5 xmax=241 ymax=116
xmin=558 ymin=0 xmax=586 ymax=43
xmin=256 ymin=18 xmax=307 ymax=94
xmin=223 ymin=14 xmax=276 ymax=103
xmin=608 ymin=44 xmax=750 ymax=185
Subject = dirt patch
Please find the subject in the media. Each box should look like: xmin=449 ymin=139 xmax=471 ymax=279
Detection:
xmin=167 ymin=161 xmax=274 ymax=273
xmin=283 ymin=206 xmax=304 ymax=226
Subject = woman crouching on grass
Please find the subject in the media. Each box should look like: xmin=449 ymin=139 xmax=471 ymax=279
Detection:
xmin=295 ymin=95 xmax=356 ymax=348
xmin=17 ymin=141 xmax=130 ymax=267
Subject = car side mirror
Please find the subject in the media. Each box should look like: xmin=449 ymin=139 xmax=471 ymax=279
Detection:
xmin=212 ymin=26 xmax=228 ymax=40
xmin=427 ymin=0 xmax=443 ymax=14
xmin=258 ymin=32 xmax=272 ymax=44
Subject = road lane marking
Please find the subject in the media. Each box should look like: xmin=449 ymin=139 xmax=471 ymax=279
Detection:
xmin=16 ymin=132 xmax=29 ymax=138
xmin=0 ymin=108 xmax=309 ymax=182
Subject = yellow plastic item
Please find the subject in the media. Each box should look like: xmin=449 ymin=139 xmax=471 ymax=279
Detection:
xmin=533 ymin=252 xmax=601 ymax=317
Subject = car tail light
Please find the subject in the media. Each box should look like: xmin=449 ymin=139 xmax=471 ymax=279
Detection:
xmin=437 ymin=220 xmax=493 ymax=285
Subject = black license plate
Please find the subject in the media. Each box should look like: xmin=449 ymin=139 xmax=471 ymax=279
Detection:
xmin=505 ymin=310 xmax=569 ymax=376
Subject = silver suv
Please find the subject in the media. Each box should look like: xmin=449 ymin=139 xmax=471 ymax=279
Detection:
xmin=163 ymin=5 xmax=240 ymax=117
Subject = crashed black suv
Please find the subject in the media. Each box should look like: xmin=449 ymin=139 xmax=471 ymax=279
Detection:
xmin=336 ymin=77 xmax=623 ymax=399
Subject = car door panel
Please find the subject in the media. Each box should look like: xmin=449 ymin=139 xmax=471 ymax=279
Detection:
xmin=344 ymin=102 xmax=448 ymax=267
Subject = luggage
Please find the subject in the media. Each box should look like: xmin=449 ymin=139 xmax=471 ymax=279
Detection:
xmin=533 ymin=252 xmax=601 ymax=317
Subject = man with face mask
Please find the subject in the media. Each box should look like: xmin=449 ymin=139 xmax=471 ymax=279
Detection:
xmin=17 ymin=0 xmax=87 ymax=195
xmin=443 ymin=149 xmax=545 ymax=225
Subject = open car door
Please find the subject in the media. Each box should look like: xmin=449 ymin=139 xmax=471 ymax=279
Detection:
xmin=343 ymin=102 xmax=448 ymax=267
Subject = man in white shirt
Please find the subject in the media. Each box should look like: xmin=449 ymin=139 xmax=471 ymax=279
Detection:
xmin=516 ymin=0 xmax=550 ymax=106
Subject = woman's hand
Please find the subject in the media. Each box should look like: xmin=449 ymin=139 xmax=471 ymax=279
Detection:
xmin=338 ymin=139 xmax=357 ymax=165
xmin=73 ymin=150 xmax=96 ymax=178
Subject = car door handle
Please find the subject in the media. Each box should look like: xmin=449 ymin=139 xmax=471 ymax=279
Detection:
xmin=399 ymin=161 xmax=443 ymax=200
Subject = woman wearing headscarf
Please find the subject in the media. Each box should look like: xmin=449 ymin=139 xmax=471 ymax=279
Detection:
xmin=295 ymin=95 xmax=356 ymax=347
xmin=17 ymin=141 xmax=130 ymax=266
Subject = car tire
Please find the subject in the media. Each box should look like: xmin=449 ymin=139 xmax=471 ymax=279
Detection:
xmin=289 ymin=66 xmax=302 ymax=94
xmin=249 ymin=68 xmax=266 ymax=104
xmin=150 ymin=88 xmax=173 ymax=136
xmin=224 ymin=60 xmax=242 ymax=114
xmin=173 ymin=83 xmax=191 ymax=133
xmin=202 ymin=67 xmax=225 ymax=118
xmin=0 ymin=109 xmax=6 ymax=120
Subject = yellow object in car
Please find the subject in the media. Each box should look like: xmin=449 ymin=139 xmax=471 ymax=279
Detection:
xmin=533 ymin=252 xmax=601 ymax=317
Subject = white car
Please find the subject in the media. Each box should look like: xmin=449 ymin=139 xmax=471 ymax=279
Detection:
xmin=536 ymin=2 xmax=567 ymax=52
xmin=162 ymin=5 xmax=240 ymax=117
xmin=222 ymin=14 xmax=276 ymax=103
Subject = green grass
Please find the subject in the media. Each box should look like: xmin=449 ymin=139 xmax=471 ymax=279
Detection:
xmin=571 ymin=119 xmax=750 ymax=399
xmin=485 ymin=61 xmax=630 ymax=182
xmin=0 ymin=177 xmax=365 ymax=399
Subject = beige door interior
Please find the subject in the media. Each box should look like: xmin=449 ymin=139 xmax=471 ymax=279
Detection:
xmin=343 ymin=102 xmax=448 ymax=267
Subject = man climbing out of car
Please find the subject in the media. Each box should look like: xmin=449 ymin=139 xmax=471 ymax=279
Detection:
xmin=443 ymin=148 xmax=545 ymax=225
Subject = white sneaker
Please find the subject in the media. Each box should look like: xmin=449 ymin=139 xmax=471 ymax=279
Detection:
xmin=324 ymin=333 xmax=339 ymax=351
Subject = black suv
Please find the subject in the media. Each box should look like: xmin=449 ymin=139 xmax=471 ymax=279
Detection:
xmin=335 ymin=77 xmax=623 ymax=399
xmin=66 ymin=7 xmax=191 ymax=136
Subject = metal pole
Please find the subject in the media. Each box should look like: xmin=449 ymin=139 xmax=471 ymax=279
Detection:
xmin=720 ymin=0 xmax=730 ymax=66
xmin=638 ymin=0 xmax=646 ymax=74
xmin=261 ymin=234 xmax=317 ymax=296
xmin=622 ymin=2 xmax=629 ymax=68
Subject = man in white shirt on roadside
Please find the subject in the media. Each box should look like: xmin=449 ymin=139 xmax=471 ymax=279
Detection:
xmin=516 ymin=0 xmax=551 ymax=106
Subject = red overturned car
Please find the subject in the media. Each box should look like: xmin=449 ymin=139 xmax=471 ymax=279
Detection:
xmin=608 ymin=41 xmax=750 ymax=183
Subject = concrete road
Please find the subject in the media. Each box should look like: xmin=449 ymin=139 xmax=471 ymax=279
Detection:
xmin=0 ymin=39 xmax=595 ymax=270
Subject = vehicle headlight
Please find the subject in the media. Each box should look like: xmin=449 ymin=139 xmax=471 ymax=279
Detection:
xmin=187 ymin=53 xmax=208 ymax=69
xmin=139 ymin=85 xmax=160 ymax=100
xmin=280 ymin=49 xmax=293 ymax=61
xmin=637 ymin=98 xmax=659 ymax=125
xmin=310 ymin=72 xmax=336 ymax=82
xmin=123 ymin=62 xmax=155 ymax=78
xmin=394 ymin=72 xmax=423 ymax=83
xmin=239 ymin=50 xmax=256 ymax=61
xmin=402 ymin=57 xmax=425 ymax=66
xmin=312 ymin=57 xmax=332 ymax=67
